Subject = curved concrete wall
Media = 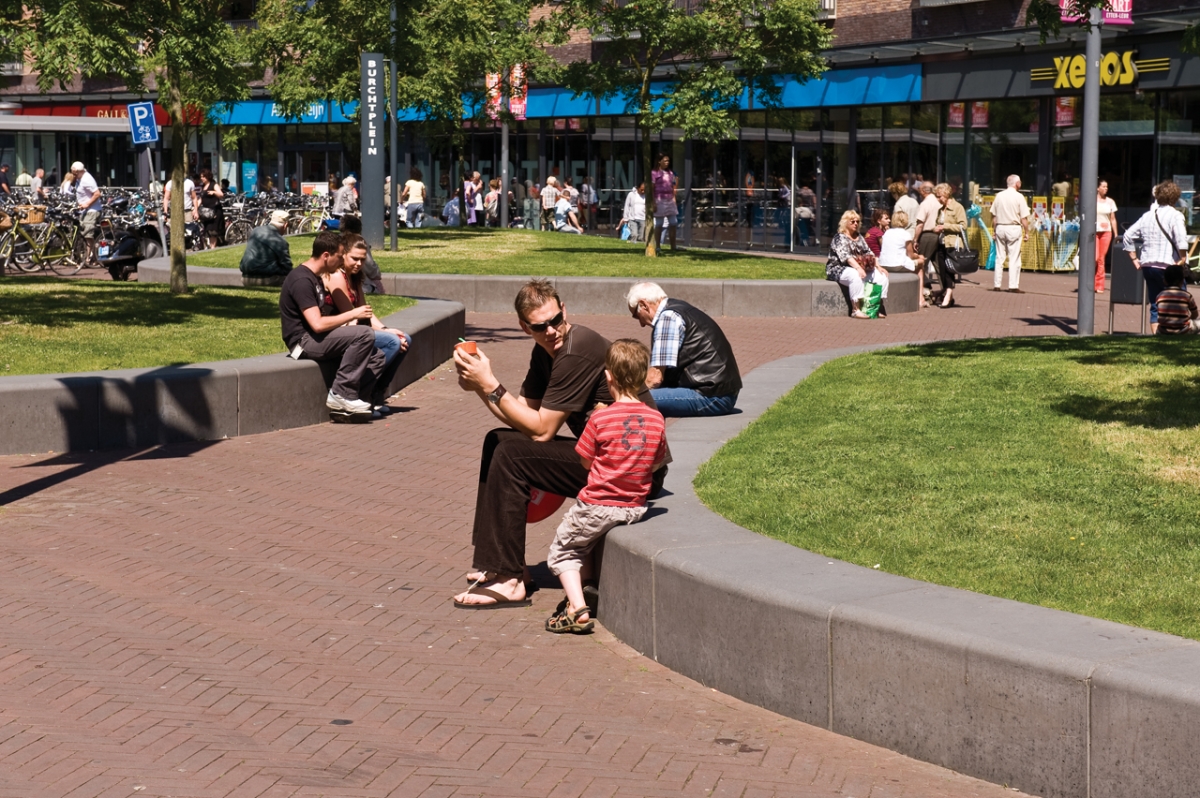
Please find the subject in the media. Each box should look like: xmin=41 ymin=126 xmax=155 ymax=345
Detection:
xmin=599 ymin=345 xmax=1200 ymax=798
xmin=138 ymin=257 xmax=921 ymax=317
xmin=0 ymin=299 xmax=464 ymax=456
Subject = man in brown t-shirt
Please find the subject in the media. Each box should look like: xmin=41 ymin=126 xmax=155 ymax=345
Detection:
xmin=450 ymin=279 xmax=665 ymax=608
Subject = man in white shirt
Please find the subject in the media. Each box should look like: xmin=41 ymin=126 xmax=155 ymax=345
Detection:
xmin=71 ymin=161 xmax=103 ymax=265
xmin=163 ymin=174 xmax=199 ymax=222
xmin=989 ymin=174 xmax=1031 ymax=292
xmin=30 ymin=168 xmax=45 ymax=201
xmin=554 ymin=195 xmax=583 ymax=234
xmin=620 ymin=184 xmax=646 ymax=243
xmin=540 ymin=177 xmax=560 ymax=231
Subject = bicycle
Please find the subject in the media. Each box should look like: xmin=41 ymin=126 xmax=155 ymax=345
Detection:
xmin=0 ymin=207 xmax=82 ymax=276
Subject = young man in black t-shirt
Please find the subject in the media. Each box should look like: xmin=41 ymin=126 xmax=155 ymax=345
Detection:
xmin=450 ymin=279 xmax=666 ymax=608
xmin=279 ymin=231 xmax=385 ymax=415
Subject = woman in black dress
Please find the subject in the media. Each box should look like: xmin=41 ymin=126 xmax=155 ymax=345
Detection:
xmin=197 ymin=168 xmax=225 ymax=249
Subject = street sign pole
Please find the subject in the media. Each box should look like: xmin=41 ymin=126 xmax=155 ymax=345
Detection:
xmin=360 ymin=53 xmax=385 ymax=249
xmin=1076 ymin=6 xmax=1101 ymax=336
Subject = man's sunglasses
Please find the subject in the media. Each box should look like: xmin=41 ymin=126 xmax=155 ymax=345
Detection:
xmin=526 ymin=310 xmax=564 ymax=333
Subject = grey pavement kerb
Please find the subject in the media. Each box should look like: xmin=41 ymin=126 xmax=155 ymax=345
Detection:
xmin=599 ymin=342 xmax=1200 ymax=798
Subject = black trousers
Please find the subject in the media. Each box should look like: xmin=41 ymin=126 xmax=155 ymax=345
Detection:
xmin=470 ymin=428 xmax=665 ymax=579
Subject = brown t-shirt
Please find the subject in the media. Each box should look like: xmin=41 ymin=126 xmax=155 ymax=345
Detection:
xmin=521 ymin=324 xmax=654 ymax=438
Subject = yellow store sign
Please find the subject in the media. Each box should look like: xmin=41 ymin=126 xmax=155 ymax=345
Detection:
xmin=1030 ymin=51 xmax=1171 ymax=90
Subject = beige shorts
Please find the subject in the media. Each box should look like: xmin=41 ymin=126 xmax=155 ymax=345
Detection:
xmin=80 ymin=210 xmax=100 ymax=239
xmin=547 ymin=499 xmax=647 ymax=575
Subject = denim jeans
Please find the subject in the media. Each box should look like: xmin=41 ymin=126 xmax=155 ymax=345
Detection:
xmin=371 ymin=330 xmax=411 ymax=405
xmin=650 ymin=387 xmax=738 ymax=417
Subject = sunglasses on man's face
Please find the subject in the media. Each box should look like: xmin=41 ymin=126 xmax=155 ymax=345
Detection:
xmin=526 ymin=310 xmax=564 ymax=333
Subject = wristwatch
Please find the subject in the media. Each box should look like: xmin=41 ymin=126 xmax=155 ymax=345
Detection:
xmin=486 ymin=384 xmax=507 ymax=405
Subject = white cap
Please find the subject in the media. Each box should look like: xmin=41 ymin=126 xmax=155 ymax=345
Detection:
xmin=70 ymin=161 xmax=85 ymax=172
xmin=269 ymin=210 xmax=290 ymax=227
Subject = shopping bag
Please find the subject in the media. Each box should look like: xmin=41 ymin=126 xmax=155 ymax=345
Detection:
xmin=620 ymin=222 xmax=631 ymax=241
xmin=862 ymin=282 xmax=883 ymax=319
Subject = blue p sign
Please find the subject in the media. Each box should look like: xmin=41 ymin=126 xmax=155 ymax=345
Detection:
xmin=127 ymin=102 xmax=159 ymax=145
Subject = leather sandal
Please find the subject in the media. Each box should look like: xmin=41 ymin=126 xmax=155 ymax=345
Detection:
xmin=545 ymin=606 xmax=594 ymax=634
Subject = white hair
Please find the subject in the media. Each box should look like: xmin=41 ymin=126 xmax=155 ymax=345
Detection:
xmin=1007 ymin=174 xmax=1020 ymax=188
xmin=343 ymin=176 xmax=356 ymax=186
xmin=625 ymin=281 xmax=667 ymax=310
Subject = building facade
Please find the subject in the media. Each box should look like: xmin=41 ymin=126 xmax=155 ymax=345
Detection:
xmin=2 ymin=2 xmax=1199 ymax=253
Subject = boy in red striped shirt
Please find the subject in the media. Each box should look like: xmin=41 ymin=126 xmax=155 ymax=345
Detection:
xmin=545 ymin=339 xmax=668 ymax=634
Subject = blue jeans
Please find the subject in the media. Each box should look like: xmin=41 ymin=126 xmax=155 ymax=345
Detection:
xmin=371 ymin=330 xmax=410 ymax=404
xmin=650 ymin=387 xmax=738 ymax=417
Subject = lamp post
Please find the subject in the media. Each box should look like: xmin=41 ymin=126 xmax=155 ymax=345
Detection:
xmin=1076 ymin=4 xmax=1102 ymax=336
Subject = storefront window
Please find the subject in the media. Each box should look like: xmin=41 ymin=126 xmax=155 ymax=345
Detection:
xmin=972 ymin=99 xmax=1038 ymax=197
xmin=1158 ymin=91 xmax=1200 ymax=231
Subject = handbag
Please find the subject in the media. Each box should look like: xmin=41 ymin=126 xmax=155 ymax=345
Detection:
xmin=198 ymin=206 xmax=217 ymax=222
xmin=944 ymin=237 xmax=980 ymax=275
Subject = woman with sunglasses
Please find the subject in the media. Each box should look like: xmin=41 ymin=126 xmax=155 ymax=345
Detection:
xmin=825 ymin=210 xmax=879 ymax=319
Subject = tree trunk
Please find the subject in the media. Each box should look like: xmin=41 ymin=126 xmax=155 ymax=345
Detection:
xmin=167 ymin=80 xmax=189 ymax=294
xmin=641 ymin=114 xmax=657 ymax=257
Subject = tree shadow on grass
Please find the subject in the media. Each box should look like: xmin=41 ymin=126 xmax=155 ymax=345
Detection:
xmin=1 ymin=278 xmax=280 ymax=329
xmin=874 ymin=336 xmax=1200 ymax=429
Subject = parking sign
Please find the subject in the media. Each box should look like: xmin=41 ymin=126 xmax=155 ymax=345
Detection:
xmin=127 ymin=102 xmax=159 ymax=145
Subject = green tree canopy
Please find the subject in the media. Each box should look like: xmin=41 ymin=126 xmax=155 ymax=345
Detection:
xmin=1 ymin=0 xmax=253 ymax=292
xmin=541 ymin=0 xmax=831 ymax=254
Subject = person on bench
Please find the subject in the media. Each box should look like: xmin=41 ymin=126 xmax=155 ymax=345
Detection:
xmin=279 ymin=231 xmax=385 ymax=417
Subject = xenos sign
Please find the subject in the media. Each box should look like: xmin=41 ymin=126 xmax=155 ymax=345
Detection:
xmin=1054 ymin=51 xmax=1136 ymax=88
xmin=1031 ymin=51 xmax=1172 ymax=90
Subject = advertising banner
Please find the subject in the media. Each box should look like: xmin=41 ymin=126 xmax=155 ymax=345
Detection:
xmin=947 ymin=102 xmax=965 ymax=128
xmin=971 ymin=101 xmax=989 ymax=128
xmin=509 ymin=64 xmax=527 ymax=120
xmin=1060 ymin=0 xmax=1133 ymax=26
xmin=1055 ymin=97 xmax=1076 ymax=126
xmin=1033 ymin=196 xmax=1048 ymax=218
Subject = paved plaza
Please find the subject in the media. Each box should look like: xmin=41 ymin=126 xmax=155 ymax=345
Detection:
xmin=0 ymin=272 xmax=1149 ymax=797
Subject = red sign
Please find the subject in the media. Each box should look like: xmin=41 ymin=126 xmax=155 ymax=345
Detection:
xmin=947 ymin=102 xmax=965 ymax=128
xmin=16 ymin=103 xmax=175 ymax=125
xmin=1055 ymin=97 xmax=1077 ymax=126
xmin=971 ymin=101 xmax=989 ymax=128
xmin=486 ymin=72 xmax=502 ymax=120
xmin=1060 ymin=0 xmax=1133 ymax=26
xmin=509 ymin=64 xmax=527 ymax=121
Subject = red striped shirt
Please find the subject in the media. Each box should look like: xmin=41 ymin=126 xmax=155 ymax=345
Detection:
xmin=575 ymin=403 xmax=667 ymax=507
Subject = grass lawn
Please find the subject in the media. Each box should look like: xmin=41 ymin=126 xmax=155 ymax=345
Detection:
xmin=0 ymin=278 xmax=414 ymax=375
xmin=695 ymin=336 xmax=1200 ymax=641
xmin=187 ymin=228 xmax=827 ymax=280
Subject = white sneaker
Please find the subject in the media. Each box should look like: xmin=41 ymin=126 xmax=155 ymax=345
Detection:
xmin=327 ymin=391 xmax=373 ymax=414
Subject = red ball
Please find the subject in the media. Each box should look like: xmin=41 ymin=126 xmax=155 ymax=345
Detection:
xmin=526 ymin=488 xmax=567 ymax=523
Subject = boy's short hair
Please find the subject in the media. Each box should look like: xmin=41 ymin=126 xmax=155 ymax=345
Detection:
xmin=312 ymin=230 xmax=343 ymax=258
xmin=1164 ymin=264 xmax=1186 ymax=288
xmin=514 ymin=279 xmax=561 ymax=321
xmin=606 ymin=339 xmax=649 ymax=396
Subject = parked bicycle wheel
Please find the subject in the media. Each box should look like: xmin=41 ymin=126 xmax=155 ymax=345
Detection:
xmin=11 ymin=236 xmax=40 ymax=272
xmin=297 ymin=216 xmax=321 ymax=234
xmin=224 ymin=219 xmax=252 ymax=245
xmin=0 ymin=232 xmax=12 ymax=275
xmin=47 ymin=231 xmax=84 ymax=276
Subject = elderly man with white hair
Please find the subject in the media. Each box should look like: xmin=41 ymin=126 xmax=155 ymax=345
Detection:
xmin=989 ymin=174 xmax=1031 ymax=293
xmin=332 ymin=175 xmax=359 ymax=218
xmin=239 ymin=209 xmax=294 ymax=285
xmin=626 ymin=281 xmax=741 ymax=417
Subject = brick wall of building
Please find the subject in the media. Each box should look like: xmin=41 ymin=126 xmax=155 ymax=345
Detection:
xmin=830 ymin=0 xmax=911 ymax=47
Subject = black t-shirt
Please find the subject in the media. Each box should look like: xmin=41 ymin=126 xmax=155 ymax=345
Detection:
xmin=279 ymin=266 xmax=331 ymax=348
xmin=0 ymin=170 xmax=10 ymax=193
xmin=521 ymin=324 xmax=655 ymax=438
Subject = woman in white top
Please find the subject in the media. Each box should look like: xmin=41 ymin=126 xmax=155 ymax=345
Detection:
xmin=876 ymin=209 xmax=929 ymax=308
xmin=401 ymin=168 xmax=426 ymax=228
xmin=1095 ymin=180 xmax=1118 ymax=294
xmin=1122 ymin=180 xmax=1188 ymax=334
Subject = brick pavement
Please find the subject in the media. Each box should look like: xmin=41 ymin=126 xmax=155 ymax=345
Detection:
xmin=0 ymin=271 xmax=1141 ymax=797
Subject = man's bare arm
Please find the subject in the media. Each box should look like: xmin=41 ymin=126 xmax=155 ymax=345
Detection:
xmin=300 ymin=304 xmax=372 ymax=334
xmin=645 ymin=367 xmax=664 ymax=389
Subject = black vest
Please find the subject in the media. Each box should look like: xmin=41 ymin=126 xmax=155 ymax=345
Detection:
xmin=660 ymin=298 xmax=742 ymax=397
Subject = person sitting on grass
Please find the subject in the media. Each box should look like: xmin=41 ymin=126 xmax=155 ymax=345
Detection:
xmin=544 ymin=338 xmax=667 ymax=634
xmin=1155 ymin=265 xmax=1200 ymax=335
xmin=326 ymin=233 xmax=411 ymax=414
xmin=554 ymin=192 xmax=583 ymax=234
xmin=240 ymin=210 xmax=293 ymax=284
xmin=279 ymin=231 xmax=385 ymax=417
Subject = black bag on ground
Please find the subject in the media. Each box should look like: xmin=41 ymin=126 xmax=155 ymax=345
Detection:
xmin=944 ymin=239 xmax=979 ymax=275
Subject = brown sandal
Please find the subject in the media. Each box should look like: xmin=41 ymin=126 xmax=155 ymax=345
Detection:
xmin=545 ymin=606 xmax=594 ymax=634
